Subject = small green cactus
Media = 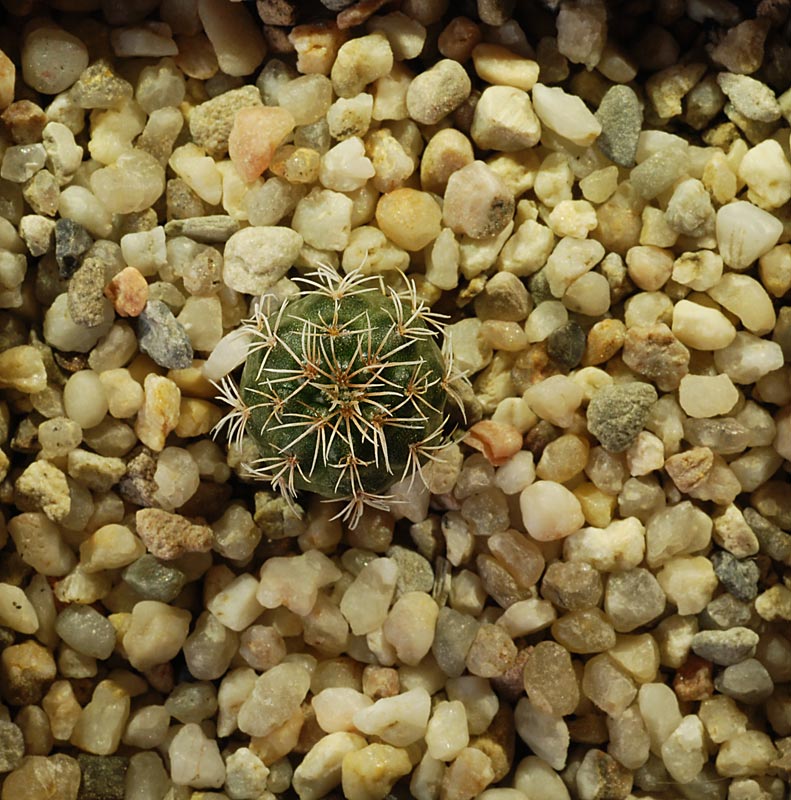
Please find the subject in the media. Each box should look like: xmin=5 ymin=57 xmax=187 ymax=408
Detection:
xmin=214 ymin=266 xmax=465 ymax=526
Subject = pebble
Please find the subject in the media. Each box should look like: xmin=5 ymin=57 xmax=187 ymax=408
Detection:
xmin=136 ymin=300 xmax=193 ymax=370
xmin=342 ymin=743 xmax=412 ymax=800
xmin=229 ymin=106 xmax=295 ymax=183
xmin=135 ymin=508 xmax=212 ymax=560
xmin=623 ymin=322 xmax=690 ymax=392
xmin=691 ymin=628 xmax=759 ymax=666
xmin=197 ymin=0 xmax=266 ymax=76
xmin=22 ymin=25 xmax=89 ymax=95
xmin=0 ymin=719 xmax=24 ymax=772
xmin=471 ymin=85 xmax=541 ymax=151
xmin=0 ymin=640 xmax=57 ymax=704
xmin=546 ymin=321 xmax=585 ymax=370
xmin=122 ymin=554 xmax=185 ymax=602
xmin=169 ymin=721 xmax=226 ymax=789
xmin=0 ymin=47 xmax=14 ymax=110
xmin=471 ymin=43 xmax=538 ymax=90
xmin=0 ymin=583 xmax=38 ymax=634
xmin=678 ymin=373 xmax=739 ymax=419
xmin=0 ymin=345 xmax=46 ymax=394
xmin=331 ymin=32 xmax=393 ymax=98
xmin=714 ymin=658 xmax=774 ymax=705
xmin=443 ymin=161 xmax=515 ymax=240
xmin=716 ymin=200 xmax=783 ymax=270
xmin=222 ymin=225 xmax=303 ymax=294
xmin=556 ymin=0 xmax=606 ymax=69
xmin=717 ymin=73 xmax=781 ymax=122
xmin=710 ymin=549 xmax=760 ymax=603
xmin=123 ymin=599 xmax=191 ymax=671
xmin=587 ymin=382 xmax=658 ymax=453
xmin=76 ymin=754 xmax=128 ymax=800
xmin=1 ymin=755 xmax=81 ymax=800
xmin=532 ymin=83 xmax=601 ymax=147
xmin=514 ymin=697 xmax=568 ymax=771
xmin=375 ymin=188 xmax=441 ymax=252
xmin=15 ymin=459 xmax=71 ymax=523
xmin=189 ymin=85 xmax=262 ymax=157
xmin=104 ymin=266 xmax=149 ymax=318
xmin=71 ymin=59 xmax=133 ymax=109
xmin=406 ymin=58 xmax=471 ymax=125
xmin=238 ymin=661 xmax=311 ymax=738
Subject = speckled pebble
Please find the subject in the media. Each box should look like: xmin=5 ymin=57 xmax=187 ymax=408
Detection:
xmin=587 ymin=382 xmax=658 ymax=453
xmin=595 ymin=85 xmax=642 ymax=168
xmin=137 ymin=300 xmax=194 ymax=370
xmin=55 ymin=218 xmax=93 ymax=278
xmin=67 ymin=256 xmax=106 ymax=328
xmin=546 ymin=321 xmax=586 ymax=370
xmin=710 ymin=550 xmax=760 ymax=602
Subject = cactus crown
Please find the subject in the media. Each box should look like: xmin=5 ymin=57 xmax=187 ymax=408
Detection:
xmin=214 ymin=265 xmax=464 ymax=527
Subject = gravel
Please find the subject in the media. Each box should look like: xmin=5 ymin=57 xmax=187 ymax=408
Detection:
xmin=1 ymin=2 xmax=791 ymax=800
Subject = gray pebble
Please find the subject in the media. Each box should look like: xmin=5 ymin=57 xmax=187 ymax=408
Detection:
xmin=55 ymin=218 xmax=92 ymax=278
xmin=527 ymin=269 xmax=554 ymax=305
xmin=77 ymin=753 xmax=129 ymax=800
xmin=477 ymin=0 xmax=517 ymax=25
xmin=700 ymin=593 xmax=753 ymax=631
xmin=714 ymin=658 xmax=774 ymax=704
xmin=0 ymin=719 xmax=24 ymax=772
xmin=547 ymin=321 xmax=586 ymax=370
xmin=587 ymin=381 xmax=658 ymax=453
xmin=596 ymin=85 xmax=643 ymax=168
xmin=137 ymin=299 xmax=193 ymax=370
xmin=319 ymin=0 xmax=355 ymax=8
xmin=122 ymin=554 xmax=186 ymax=603
xmin=710 ymin=550 xmax=760 ymax=601
xmin=387 ymin=545 xmax=434 ymax=596
xmin=67 ymin=256 xmax=108 ymax=328
xmin=691 ymin=627 xmax=759 ymax=666
xmin=164 ymin=215 xmax=241 ymax=243
xmin=432 ymin=606 xmax=480 ymax=678
xmin=743 ymin=507 xmax=791 ymax=565
xmin=474 ymin=272 xmax=530 ymax=322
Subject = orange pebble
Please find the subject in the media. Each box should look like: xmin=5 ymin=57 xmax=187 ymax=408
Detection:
xmin=105 ymin=266 xmax=149 ymax=317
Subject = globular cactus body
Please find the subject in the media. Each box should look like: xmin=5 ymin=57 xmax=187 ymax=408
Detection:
xmin=214 ymin=267 xmax=460 ymax=526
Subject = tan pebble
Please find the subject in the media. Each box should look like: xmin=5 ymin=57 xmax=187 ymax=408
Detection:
xmin=175 ymin=398 xmax=223 ymax=438
xmin=134 ymin=373 xmax=181 ymax=452
xmin=582 ymin=319 xmax=625 ymax=367
xmin=375 ymin=188 xmax=441 ymax=252
xmin=228 ymin=106 xmax=295 ymax=183
xmin=135 ymin=507 xmax=213 ymax=560
xmin=438 ymin=17 xmax=482 ymax=63
xmin=104 ymin=266 xmax=149 ymax=318
xmin=341 ymin=743 xmax=411 ymax=800
xmin=464 ymin=421 xmax=523 ymax=466
xmin=420 ymin=128 xmax=474 ymax=195
xmin=197 ymin=0 xmax=266 ymax=77
xmin=289 ymin=22 xmax=348 ymax=76
xmin=174 ymin=32 xmax=219 ymax=80
xmin=0 ymin=48 xmax=15 ymax=110
xmin=472 ymin=43 xmax=540 ymax=91
xmin=441 ymin=747 xmax=495 ymax=800
xmin=665 ymin=447 xmax=714 ymax=493
xmin=0 ymin=345 xmax=47 ymax=393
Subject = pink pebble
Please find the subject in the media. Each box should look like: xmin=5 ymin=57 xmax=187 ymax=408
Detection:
xmin=228 ymin=105 xmax=295 ymax=183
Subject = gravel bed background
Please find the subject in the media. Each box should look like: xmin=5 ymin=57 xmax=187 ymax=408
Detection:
xmin=1 ymin=0 xmax=791 ymax=799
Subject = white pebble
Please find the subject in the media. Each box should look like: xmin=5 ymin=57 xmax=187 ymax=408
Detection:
xmin=520 ymin=480 xmax=585 ymax=542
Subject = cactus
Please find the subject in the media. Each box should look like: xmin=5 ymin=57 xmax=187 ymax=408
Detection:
xmin=213 ymin=265 xmax=465 ymax=527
